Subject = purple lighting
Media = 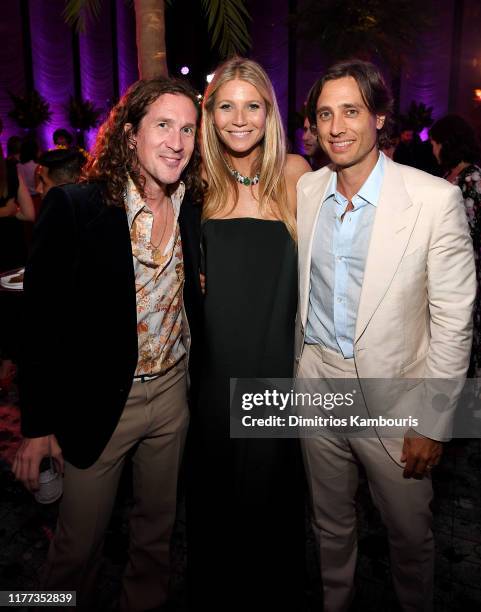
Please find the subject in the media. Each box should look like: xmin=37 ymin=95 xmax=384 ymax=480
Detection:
xmin=116 ymin=0 xmax=138 ymax=96
xmin=181 ymin=66 xmax=190 ymax=75
xmin=399 ymin=1 xmax=454 ymax=122
xmin=79 ymin=5 xmax=114 ymax=151
xmin=28 ymin=0 xmax=74 ymax=150
xmin=0 ymin=2 xmax=25 ymax=152
xmin=419 ymin=128 xmax=430 ymax=142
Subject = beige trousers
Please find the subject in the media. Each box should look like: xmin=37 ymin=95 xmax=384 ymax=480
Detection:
xmin=42 ymin=360 xmax=189 ymax=612
xmin=299 ymin=344 xmax=434 ymax=612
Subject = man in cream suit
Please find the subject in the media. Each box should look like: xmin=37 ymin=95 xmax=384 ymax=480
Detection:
xmin=296 ymin=60 xmax=476 ymax=611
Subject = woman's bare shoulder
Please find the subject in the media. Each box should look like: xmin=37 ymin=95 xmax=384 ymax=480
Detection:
xmin=284 ymin=154 xmax=311 ymax=185
xmin=283 ymin=155 xmax=311 ymax=216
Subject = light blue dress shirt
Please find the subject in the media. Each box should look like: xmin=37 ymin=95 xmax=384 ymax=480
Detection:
xmin=306 ymin=152 xmax=385 ymax=358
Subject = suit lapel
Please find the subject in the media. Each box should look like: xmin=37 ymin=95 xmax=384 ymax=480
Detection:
xmin=355 ymin=158 xmax=422 ymax=342
xmin=298 ymin=167 xmax=333 ymax=325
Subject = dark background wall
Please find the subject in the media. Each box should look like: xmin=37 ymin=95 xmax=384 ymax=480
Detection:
xmin=2 ymin=0 xmax=481 ymax=151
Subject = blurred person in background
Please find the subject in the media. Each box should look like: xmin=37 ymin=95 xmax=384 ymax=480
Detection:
xmin=0 ymin=142 xmax=35 ymax=270
xmin=430 ymin=114 xmax=481 ymax=375
xmin=36 ymin=147 xmax=86 ymax=199
xmin=17 ymin=138 xmax=40 ymax=197
xmin=394 ymin=121 xmax=440 ymax=175
xmin=0 ymin=140 xmax=34 ymax=392
xmin=380 ymin=124 xmax=400 ymax=160
xmin=6 ymin=136 xmax=22 ymax=163
xmin=302 ymin=114 xmax=327 ymax=170
xmin=53 ymin=127 xmax=74 ymax=148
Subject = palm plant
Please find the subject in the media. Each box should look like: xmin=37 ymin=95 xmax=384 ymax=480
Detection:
xmin=295 ymin=0 xmax=433 ymax=73
xmin=64 ymin=0 xmax=251 ymax=78
xmin=398 ymin=101 xmax=434 ymax=134
xmin=8 ymin=90 xmax=52 ymax=130
xmin=67 ymin=95 xmax=103 ymax=147
xmin=68 ymin=96 xmax=102 ymax=130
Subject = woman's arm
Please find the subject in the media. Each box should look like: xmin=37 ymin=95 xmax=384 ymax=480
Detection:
xmin=0 ymin=198 xmax=17 ymax=218
xmin=15 ymin=172 xmax=35 ymax=222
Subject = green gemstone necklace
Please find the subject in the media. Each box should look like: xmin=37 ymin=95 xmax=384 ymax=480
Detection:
xmin=226 ymin=162 xmax=260 ymax=186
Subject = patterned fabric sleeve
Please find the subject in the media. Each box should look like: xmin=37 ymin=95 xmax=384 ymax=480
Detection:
xmin=456 ymin=165 xmax=481 ymax=373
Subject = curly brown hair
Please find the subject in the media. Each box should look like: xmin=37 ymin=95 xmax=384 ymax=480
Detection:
xmin=83 ymin=78 xmax=204 ymax=205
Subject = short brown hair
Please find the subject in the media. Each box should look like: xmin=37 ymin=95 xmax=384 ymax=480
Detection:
xmin=84 ymin=78 xmax=203 ymax=205
xmin=306 ymin=59 xmax=394 ymax=148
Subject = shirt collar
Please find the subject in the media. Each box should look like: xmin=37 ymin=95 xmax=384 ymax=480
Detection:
xmin=324 ymin=151 xmax=385 ymax=208
xmin=124 ymin=176 xmax=185 ymax=229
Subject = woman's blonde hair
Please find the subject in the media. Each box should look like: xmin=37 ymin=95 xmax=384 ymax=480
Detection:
xmin=202 ymin=57 xmax=296 ymax=239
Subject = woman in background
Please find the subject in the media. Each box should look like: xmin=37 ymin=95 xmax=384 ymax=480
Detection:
xmin=188 ymin=57 xmax=310 ymax=611
xmin=17 ymin=138 xmax=40 ymax=197
xmin=0 ymin=143 xmax=35 ymax=270
xmin=430 ymin=114 xmax=481 ymax=375
xmin=0 ymin=141 xmax=35 ymax=390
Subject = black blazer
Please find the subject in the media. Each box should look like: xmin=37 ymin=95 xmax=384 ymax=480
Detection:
xmin=19 ymin=182 xmax=202 ymax=468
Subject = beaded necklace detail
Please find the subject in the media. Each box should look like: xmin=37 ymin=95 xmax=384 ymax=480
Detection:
xmin=226 ymin=163 xmax=260 ymax=186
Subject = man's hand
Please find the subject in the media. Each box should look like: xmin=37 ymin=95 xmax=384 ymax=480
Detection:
xmin=12 ymin=435 xmax=64 ymax=492
xmin=401 ymin=428 xmax=442 ymax=479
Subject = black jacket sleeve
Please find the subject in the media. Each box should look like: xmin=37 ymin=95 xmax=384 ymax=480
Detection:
xmin=19 ymin=186 xmax=77 ymax=438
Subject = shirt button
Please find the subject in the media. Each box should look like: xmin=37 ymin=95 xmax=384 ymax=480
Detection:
xmin=337 ymin=297 xmax=342 ymax=303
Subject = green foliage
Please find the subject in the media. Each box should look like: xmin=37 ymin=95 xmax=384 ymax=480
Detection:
xmin=67 ymin=96 xmax=102 ymax=130
xmin=201 ymin=0 xmax=251 ymax=58
xmin=295 ymin=0 xmax=433 ymax=73
xmin=399 ymin=101 xmax=434 ymax=133
xmin=63 ymin=0 xmax=104 ymax=32
xmin=8 ymin=90 xmax=52 ymax=129
xmin=64 ymin=0 xmax=251 ymax=58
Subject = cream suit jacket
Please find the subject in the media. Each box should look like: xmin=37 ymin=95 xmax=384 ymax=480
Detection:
xmin=295 ymin=155 xmax=476 ymax=440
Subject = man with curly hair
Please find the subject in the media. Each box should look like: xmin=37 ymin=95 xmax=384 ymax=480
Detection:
xmin=13 ymin=77 xmax=204 ymax=612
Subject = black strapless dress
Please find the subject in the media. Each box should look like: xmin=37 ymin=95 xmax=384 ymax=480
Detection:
xmin=188 ymin=219 xmax=306 ymax=611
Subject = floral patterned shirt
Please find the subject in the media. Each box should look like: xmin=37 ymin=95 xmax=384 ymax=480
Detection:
xmin=453 ymin=164 xmax=481 ymax=373
xmin=125 ymin=177 xmax=186 ymax=376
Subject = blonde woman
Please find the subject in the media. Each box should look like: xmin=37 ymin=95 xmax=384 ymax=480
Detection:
xmin=188 ymin=57 xmax=310 ymax=611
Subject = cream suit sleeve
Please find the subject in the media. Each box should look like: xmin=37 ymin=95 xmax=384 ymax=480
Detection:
xmin=415 ymin=182 xmax=476 ymax=441
xmin=425 ymin=184 xmax=476 ymax=380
